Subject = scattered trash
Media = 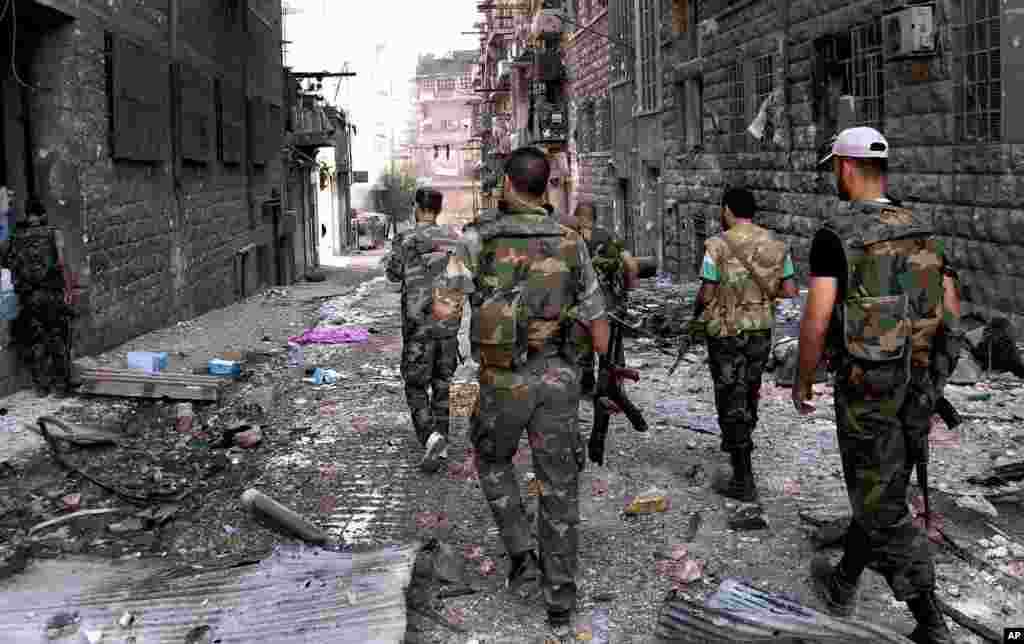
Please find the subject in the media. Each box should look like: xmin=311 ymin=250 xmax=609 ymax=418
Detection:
xmin=655 ymin=578 xmax=913 ymax=642
xmin=135 ymin=503 xmax=180 ymax=527
xmin=61 ymin=494 xmax=82 ymax=512
xmin=463 ymin=545 xmax=483 ymax=561
xmin=624 ymin=489 xmax=668 ymax=515
xmin=310 ymin=368 xmax=341 ymax=385
xmin=83 ymin=628 xmax=103 ymax=644
xmin=240 ymin=489 xmax=329 ymax=545
xmin=184 ymin=624 xmax=213 ymax=644
xmin=350 ymin=416 xmax=370 ymax=433
xmin=176 ymin=402 xmax=194 ymax=434
xmin=208 ymin=359 xmax=241 ymax=378
xmin=234 ymin=426 xmax=263 ymax=449
xmin=782 ymin=479 xmax=801 ymax=496
xmin=414 ymin=539 xmax=465 ymax=585
xmin=289 ymin=326 xmax=370 ymax=345
xmin=527 ymin=478 xmax=543 ymax=497
xmin=478 ymin=558 xmax=496 ymax=576
xmin=683 ymin=512 xmax=702 ymax=542
xmin=29 ymin=508 xmax=128 ymax=537
xmin=117 ymin=612 xmax=134 ymax=629
xmin=45 ymin=611 xmax=80 ymax=640
xmin=223 ymin=525 xmax=240 ymax=536
xmin=728 ymin=504 xmax=768 ymax=531
xmin=591 ymin=479 xmax=609 ymax=497
xmin=967 ymin=391 xmax=992 ymax=401
xmin=108 ymin=518 xmax=145 ymax=534
xmin=126 ymin=351 xmax=168 ymax=374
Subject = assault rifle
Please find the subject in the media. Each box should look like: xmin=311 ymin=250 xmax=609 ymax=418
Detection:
xmin=588 ymin=309 xmax=648 ymax=466
xmin=668 ymin=319 xmax=707 ymax=377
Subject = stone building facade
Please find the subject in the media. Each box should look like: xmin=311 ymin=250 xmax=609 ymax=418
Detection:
xmin=568 ymin=0 xmax=1022 ymax=322
xmin=411 ymin=52 xmax=480 ymax=228
xmin=0 ymin=0 xmax=286 ymax=393
xmin=565 ymin=0 xmax=614 ymax=221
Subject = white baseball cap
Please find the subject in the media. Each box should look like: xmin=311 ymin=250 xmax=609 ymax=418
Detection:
xmin=817 ymin=126 xmax=889 ymax=167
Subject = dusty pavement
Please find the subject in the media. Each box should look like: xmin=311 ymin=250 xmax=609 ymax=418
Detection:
xmin=0 ymin=245 xmax=1021 ymax=643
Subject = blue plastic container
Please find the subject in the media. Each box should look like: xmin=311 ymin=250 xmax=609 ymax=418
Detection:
xmin=208 ymin=359 xmax=241 ymax=377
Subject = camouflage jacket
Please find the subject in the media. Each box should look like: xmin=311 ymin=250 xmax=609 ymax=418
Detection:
xmin=386 ymin=222 xmax=467 ymax=338
xmin=703 ymin=223 xmax=788 ymax=338
xmin=821 ymin=200 xmax=946 ymax=377
xmin=453 ymin=200 xmax=606 ymax=381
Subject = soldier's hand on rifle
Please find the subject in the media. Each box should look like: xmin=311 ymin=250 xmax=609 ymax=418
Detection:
xmin=792 ymin=379 xmax=816 ymax=415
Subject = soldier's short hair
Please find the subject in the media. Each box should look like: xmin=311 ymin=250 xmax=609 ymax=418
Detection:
xmin=416 ymin=188 xmax=443 ymax=214
xmin=505 ymin=147 xmax=550 ymax=198
xmin=722 ymin=187 xmax=757 ymax=220
xmin=852 ymin=157 xmax=888 ymax=178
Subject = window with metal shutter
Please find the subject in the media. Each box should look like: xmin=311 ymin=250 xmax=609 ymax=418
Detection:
xmin=109 ymin=33 xmax=171 ymax=162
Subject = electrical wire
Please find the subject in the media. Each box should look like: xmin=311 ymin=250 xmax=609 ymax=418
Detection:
xmin=7 ymin=0 xmax=39 ymax=90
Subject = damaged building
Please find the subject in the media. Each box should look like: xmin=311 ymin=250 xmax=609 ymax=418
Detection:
xmin=480 ymin=0 xmax=1023 ymax=326
xmin=0 ymin=0 xmax=294 ymax=394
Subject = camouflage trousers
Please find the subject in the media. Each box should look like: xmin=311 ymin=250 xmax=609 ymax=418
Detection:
xmin=706 ymin=330 xmax=772 ymax=453
xmin=832 ymin=366 xmax=937 ymax=601
xmin=11 ymin=292 xmax=73 ymax=391
xmin=401 ymin=333 xmax=459 ymax=445
xmin=471 ymin=353 xmax=585 ymax=614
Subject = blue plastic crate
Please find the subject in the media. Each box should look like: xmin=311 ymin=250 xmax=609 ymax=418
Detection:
xmin=208 ymin=359 xmax=241 ymax=377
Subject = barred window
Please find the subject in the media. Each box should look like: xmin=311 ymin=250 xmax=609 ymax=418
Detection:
xmin=748 ymin=54 xmax=773 ymax=150
xmin=458 ymin=74 xmax=473 ymax=89
xmin=596 ymin=96 xmax=611 ymax=150
xmin=638 ymin=0 xmax=659 ymax=111
xmin=611 ymin=0 xmax=634 ymax=82
xmin=820 ymin=21 xmax=884 ymax=128
xmin=956 ymin=0 xmax=1002 ymax=142
xmin=439 ymin=78 xmax=456 ymax=91
xmin=727 ymin=61 xmax=745 ymax=152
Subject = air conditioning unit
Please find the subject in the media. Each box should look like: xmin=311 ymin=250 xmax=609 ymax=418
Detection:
xmin=882 ymin=5 xmax=935 ymax=58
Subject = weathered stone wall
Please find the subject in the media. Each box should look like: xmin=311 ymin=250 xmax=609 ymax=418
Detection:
xmin=27 ymin=0 xmax=283 ymax=355
xmin=661 ymin=0 xmax=1019 ymax=322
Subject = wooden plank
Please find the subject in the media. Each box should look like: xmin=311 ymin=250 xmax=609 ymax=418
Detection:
xmin=76 ymin=369 xmax=226 ymax=386
xmin=77 ymin=379 xmax=219 ymax=402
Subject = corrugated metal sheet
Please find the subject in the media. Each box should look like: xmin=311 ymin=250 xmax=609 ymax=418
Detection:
xmin=655 ymin=579 xmax=914 ymax=643
xmin=0 ymin=543 xmax=418 ymax=644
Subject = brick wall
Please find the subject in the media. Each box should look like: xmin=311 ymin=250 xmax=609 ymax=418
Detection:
xmin=25 ymin=0 xmax=283 ymax=356
xmin=661 ymin=0 xmax=1020 ymax=322
xmin=567 ymin=10 xmax=615 ymax=222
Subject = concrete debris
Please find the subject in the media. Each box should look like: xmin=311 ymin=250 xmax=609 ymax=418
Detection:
xmin=107 ymin=518 xmax=145 ymax=534
xmin=234 ymin=426 xmax=263 ymax=449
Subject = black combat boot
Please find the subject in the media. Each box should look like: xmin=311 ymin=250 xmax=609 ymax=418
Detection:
xmin=506 ymin=550 xmax=541 ymax=599
xmin=809 ymin=554 xmax=860 ymax=617
xmin=906 ymin=592 xmax=954 ymax=644
xmin=712 ymin=448 xmax=757 ymax=502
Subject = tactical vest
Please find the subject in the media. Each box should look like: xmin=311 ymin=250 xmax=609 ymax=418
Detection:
xmin=398 ymin=223 xmax=466 ymax=338
xmin=822 ymin=201 xmax=945 ymax=390
xmin=469 ymin=207 xmax=582 ymax=369
xmin=703 ymin=223 xmax=787 ymax=338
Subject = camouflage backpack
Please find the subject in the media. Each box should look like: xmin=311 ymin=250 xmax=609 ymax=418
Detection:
xmin=470 ymin=208 xmax=579 ymax=369
xmin=401 ymin=225 xmax=466 ymax=335
xmin=823 ymin=201 xmax=945 ymax=392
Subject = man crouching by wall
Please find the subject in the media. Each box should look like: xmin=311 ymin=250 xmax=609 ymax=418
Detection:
xmin=386 ymin=188 xmax=467 ymax=472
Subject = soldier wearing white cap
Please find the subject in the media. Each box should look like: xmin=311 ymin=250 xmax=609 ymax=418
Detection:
xmin=794 ymin=127 xmax=961 ymax=643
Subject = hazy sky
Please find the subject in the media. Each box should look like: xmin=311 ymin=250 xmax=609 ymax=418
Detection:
xmin=284 ymin=0 xmax=480 ymax=129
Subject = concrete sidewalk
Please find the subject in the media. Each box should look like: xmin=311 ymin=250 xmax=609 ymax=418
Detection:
xmin=0 ymin=265 xmax=370 ymax=465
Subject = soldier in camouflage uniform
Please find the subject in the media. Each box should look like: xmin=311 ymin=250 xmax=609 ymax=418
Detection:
xmin=452 ymin=147 xmax=608 ymax=641
xmin=694 ymin=187 xmax=798 ymax=501
xmin=9 ymin=198 xmax=75 ymax=396
xmin=795 ymin=128 xmax=959 ymax=643
xmin=386 ymin=188 xmax=467 ymax=472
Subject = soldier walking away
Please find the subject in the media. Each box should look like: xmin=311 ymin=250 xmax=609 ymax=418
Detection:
xmin=386 ymin=188 xmax=467 ymax=472
xmin=8 ymin=198 xmax=76 ymax=396
xmin=454 ymin=147 xmax=609 ymax=642
xmin=694 ymin=187 xmax=798 ymax=502
xmin=794 ymin=127 xmax=960 ymax=644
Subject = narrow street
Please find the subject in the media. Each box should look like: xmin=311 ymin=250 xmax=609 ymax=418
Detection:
xmin=0 ymin=248 xmax=1021 ymax=642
